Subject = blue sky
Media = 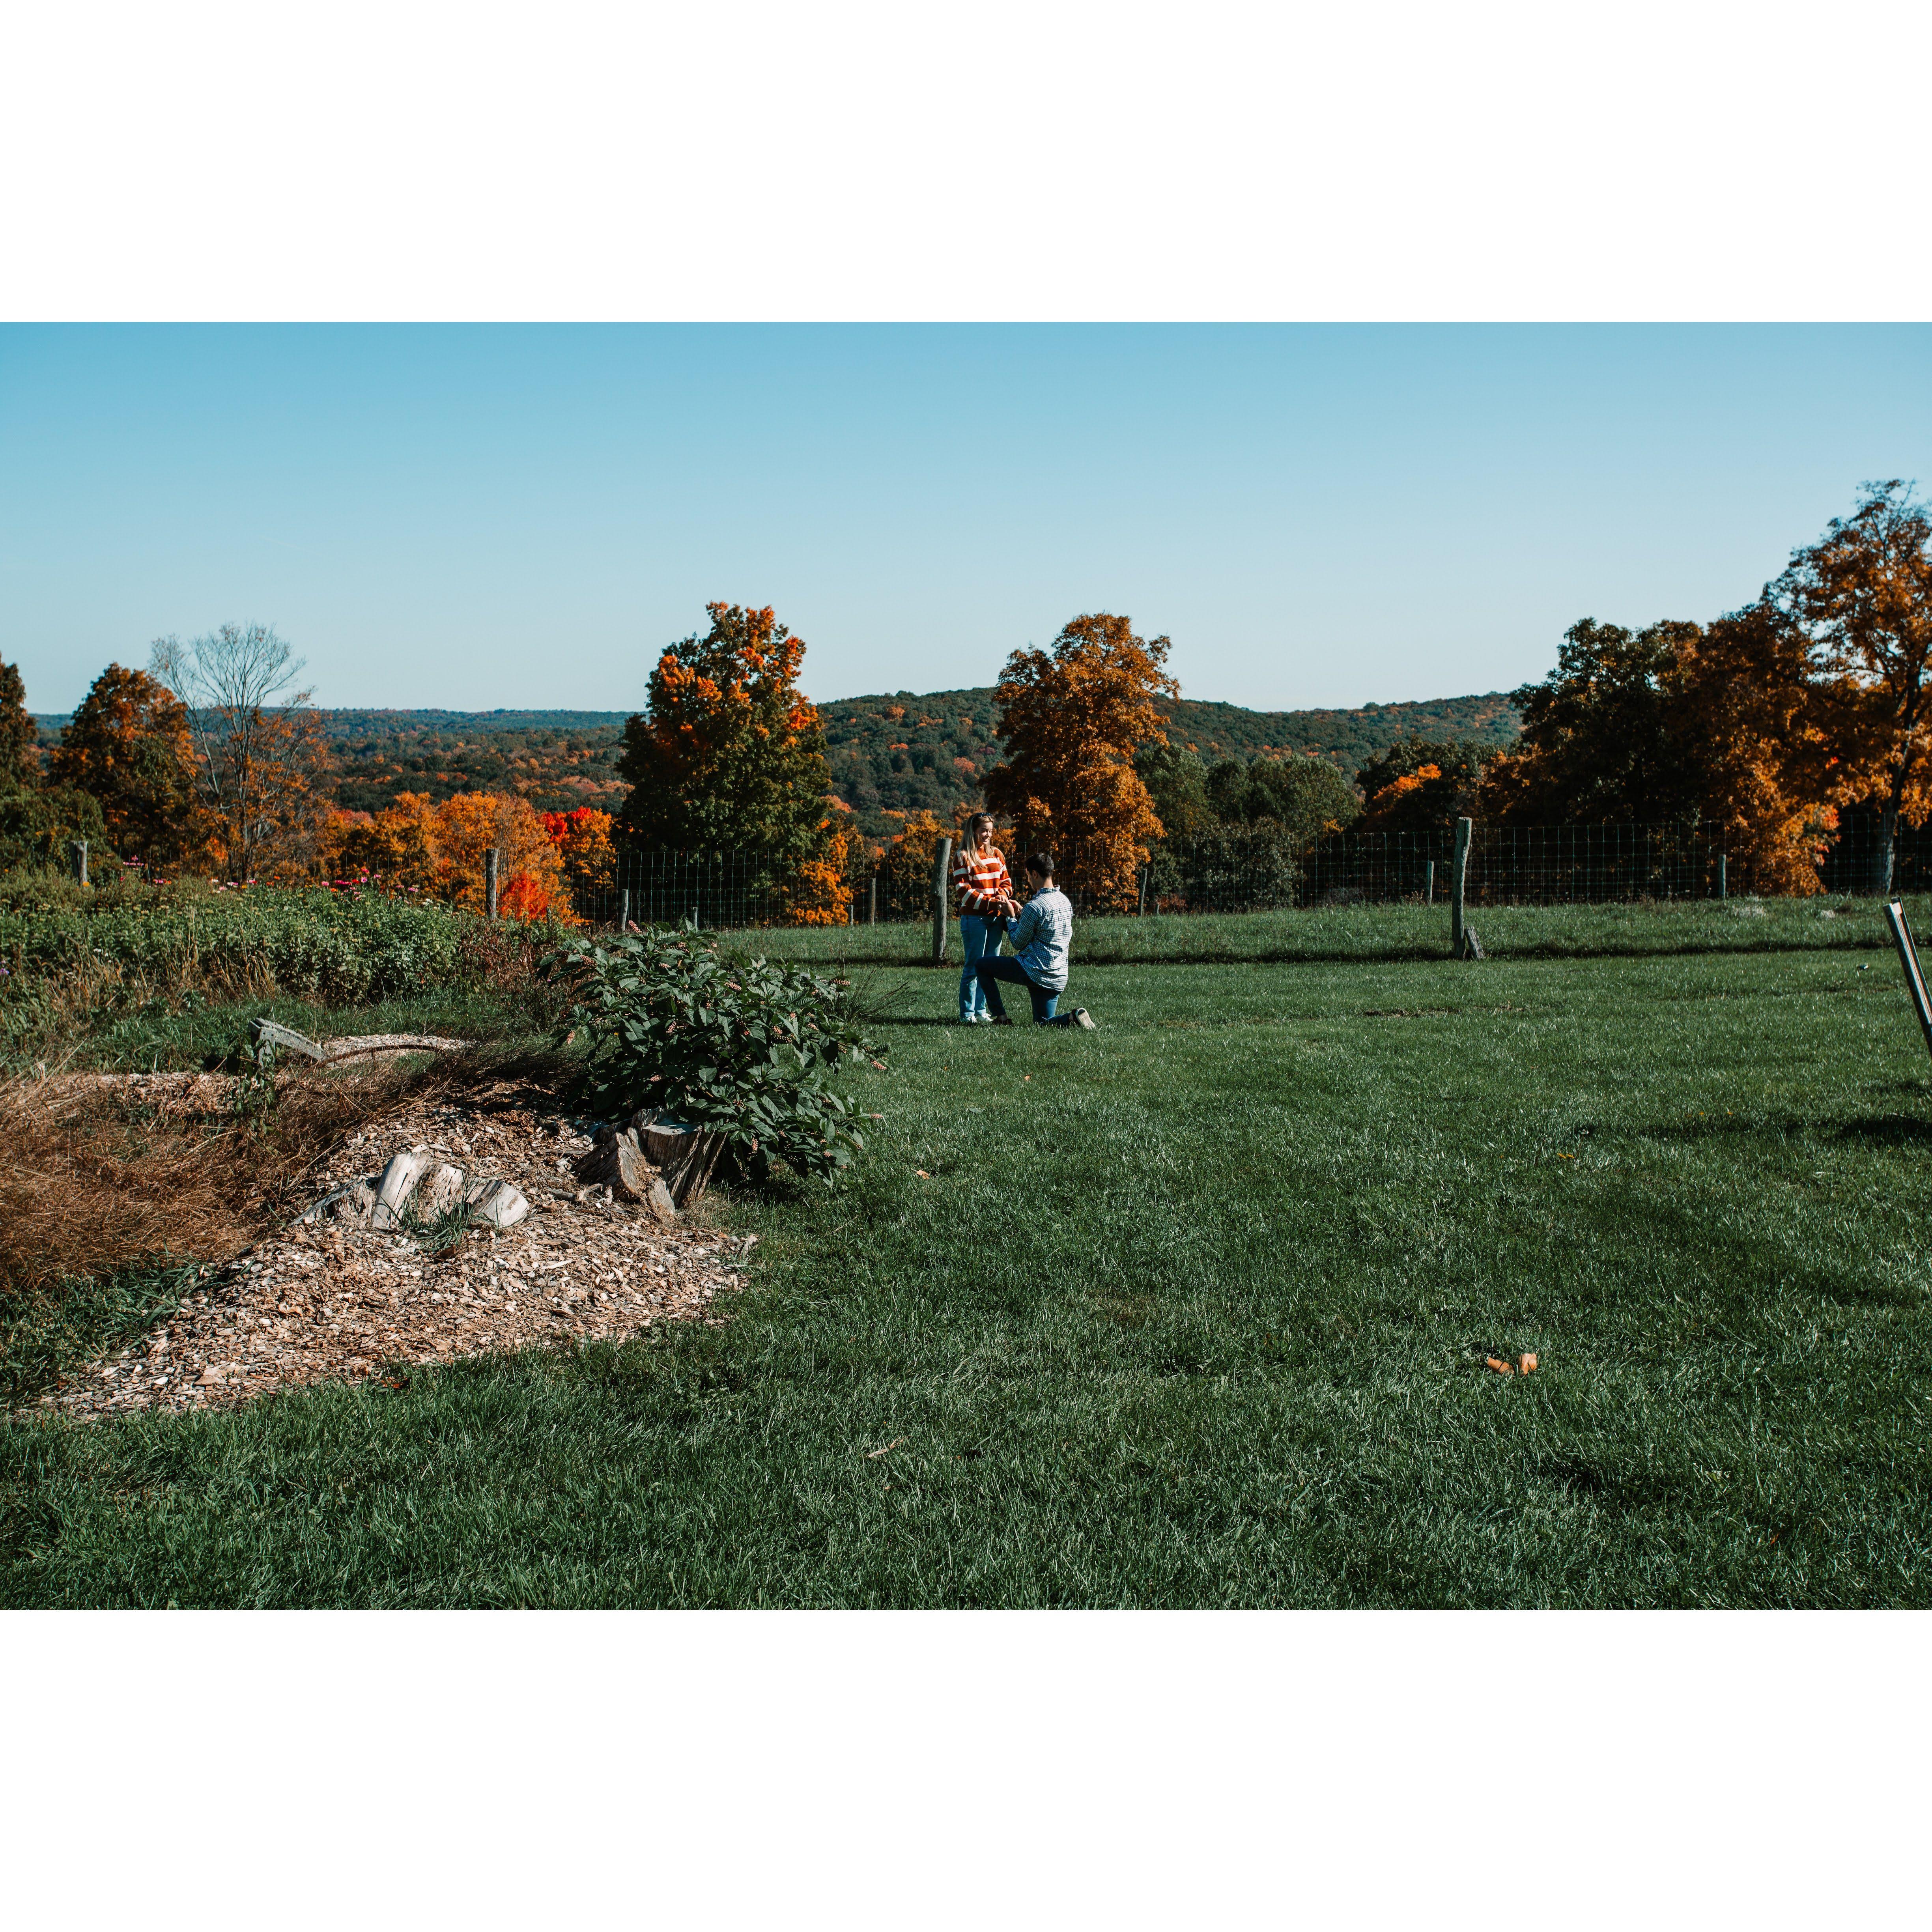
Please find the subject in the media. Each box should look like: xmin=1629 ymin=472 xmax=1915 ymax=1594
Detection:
xmin=2 ymin=324 xmax=1926 ymax=717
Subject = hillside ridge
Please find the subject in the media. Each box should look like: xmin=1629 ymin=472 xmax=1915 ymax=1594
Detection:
xmin=32 ymin=687 xmax=1521 ymax=832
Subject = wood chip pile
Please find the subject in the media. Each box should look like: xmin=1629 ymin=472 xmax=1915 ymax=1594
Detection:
xmin=30 ymin=1077 xmax=755 ymax=1423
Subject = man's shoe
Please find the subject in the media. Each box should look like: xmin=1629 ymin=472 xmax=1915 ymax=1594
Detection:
xmin=1069 ymin=1007 xmax=1096 ymax=1030
xmin=990 ymin=1015 xmax=1014 ymax=1027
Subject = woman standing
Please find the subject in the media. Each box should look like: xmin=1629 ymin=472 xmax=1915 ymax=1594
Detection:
xmin=951 ymin=813 xmax=1017 ymax=1024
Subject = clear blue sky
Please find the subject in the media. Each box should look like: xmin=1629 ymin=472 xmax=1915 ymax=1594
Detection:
xmin=3 ymin=324 xmax=1926 ymax=717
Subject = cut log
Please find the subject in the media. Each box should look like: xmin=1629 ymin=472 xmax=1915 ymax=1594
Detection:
xmin=320 ymin=1033 xmax=468 ymax=1063
xmin=371 ymin=1149 xmax=437 ymax=1229
xmin=630 ymin=1109 xmax=726 ymax=1207
xmin=418 ymin=1163 xmax=468 ymax=1220
xmin=575 ymin=1128 xmax=679 ymax=1223
xmin=462 ymin=1177 xmax=530 ymax=1229
xmin=251 ymin=1018 xmax=326 ymax=1061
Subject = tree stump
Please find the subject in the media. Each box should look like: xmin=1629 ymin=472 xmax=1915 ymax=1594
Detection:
xmin=576 ymin=1128 xmax=680 ymax=1223
xmin=630 ymin=1109 xmax=726 ymax=1207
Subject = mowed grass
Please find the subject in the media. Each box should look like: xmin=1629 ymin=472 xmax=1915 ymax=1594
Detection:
xmin=6 ymin=914 xmax=1931 ymax=1605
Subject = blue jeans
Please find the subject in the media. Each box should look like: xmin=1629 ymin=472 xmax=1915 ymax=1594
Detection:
xmin=959 ymin=915 xmax=1005 ymax=1020
xmin=975 ymin=955 xmax=1063 ymax=1024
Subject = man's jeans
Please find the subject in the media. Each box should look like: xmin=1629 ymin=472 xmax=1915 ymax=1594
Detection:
xmin=958 ymin=914 xmax=1004 ymax=1021
xmin=975 ymin=955 xmax=1063 ymax=1025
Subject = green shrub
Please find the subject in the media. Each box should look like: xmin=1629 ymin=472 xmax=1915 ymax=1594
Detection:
xmin=543 ymin=923 xmax=883 ymax=1185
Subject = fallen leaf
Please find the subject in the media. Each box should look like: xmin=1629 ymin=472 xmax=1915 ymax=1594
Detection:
xmin=1519 ymin=1352 xmax=1538 ymax=1373
xmin=1023 ymin=1075 xmax=1031 ymax=1082
xmin=1485 ymin=1356 xmax=1514 ymax=1375
xmin=866 ymin=1437 xmax=906 ymax=1459
xmin=916 ymin=1169 xmax=930 ymax=1179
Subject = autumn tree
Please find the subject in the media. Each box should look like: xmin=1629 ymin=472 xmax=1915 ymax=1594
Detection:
xmin=1354 ymin=738 xmax=1491 ymax=833
xmin=543 ymin=807 xmax=617 ymax=900
xmin=1666 ymin=599 xmax=1846 ymax=895
xmin=327 ymin=790 xmax=570 ymax=919
xmin=48 ymin=664 xmax=203 ymax=866
xmin=982 ymin=613 xmax=1178 ymax=906
xmin=1771 ymin=480 xmax=1932 ymax=893
xmin=149 ymin=623 xmax=333 ymax=878
xmin=615 ymin=604 xmax=832 ymax=867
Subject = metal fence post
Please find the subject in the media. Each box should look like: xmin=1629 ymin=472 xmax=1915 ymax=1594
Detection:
xmin=869 ymin=876 xmax=877 ymax=926
xmin=484 ymin=848 xmax=500 ymax=921
xmin=932 ymin=837 xmax=952 ymax=964
xmin=1885 ymin=901 xmax=1932 ymax=1064
xmin=617 ymin=887 xmax=630 ymax=932
xmin=1451 ymin=817 xmax=1470 ymax=953
xmin=1425 ymin=859 xmax=1435 ymax=906
xmin=1137 ymin=864 xmax=1149 ymax=917
xmin=1718 ymin=854 xmax=1728 ymax=901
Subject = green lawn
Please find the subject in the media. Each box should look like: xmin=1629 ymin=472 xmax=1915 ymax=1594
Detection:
xmin=6 ymin=908 xmax=1931 ymax=1605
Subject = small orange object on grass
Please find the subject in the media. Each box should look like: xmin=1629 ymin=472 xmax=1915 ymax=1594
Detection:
xmin=1519 ymin=1352 xmax=1538 ymax=1373
xmin=1485 ymin=1356 xmax=1514 ymax=1375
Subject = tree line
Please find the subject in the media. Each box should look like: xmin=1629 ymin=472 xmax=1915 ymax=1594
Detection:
xmin=3 ymin=480 xmax=1926 ymax=917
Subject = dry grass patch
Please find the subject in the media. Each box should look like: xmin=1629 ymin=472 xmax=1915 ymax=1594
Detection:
xmin=0 ymin=1053 xmax=501 ymax=1401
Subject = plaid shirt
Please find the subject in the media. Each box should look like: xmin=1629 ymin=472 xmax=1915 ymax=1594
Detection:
xmin=952 ymin=843 xmax=1013 ymax=917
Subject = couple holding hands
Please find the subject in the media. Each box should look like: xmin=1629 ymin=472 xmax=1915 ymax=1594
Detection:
xmin=950 ymin=813 xmax=1095 ymax=1029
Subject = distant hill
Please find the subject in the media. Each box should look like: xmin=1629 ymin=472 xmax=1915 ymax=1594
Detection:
xmin=817 ymin=687 xmax=1520 ymax=833
xmin=31 ymin=689 xmax=1521 ymax=833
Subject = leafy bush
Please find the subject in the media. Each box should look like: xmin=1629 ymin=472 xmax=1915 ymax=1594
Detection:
xmin=543 ymin=923 xmax=883 ymax=1186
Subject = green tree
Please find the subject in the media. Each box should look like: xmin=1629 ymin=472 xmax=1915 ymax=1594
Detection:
xmin=1132 ymin=742 xmax=1216 ymax=837
xmin=615 ymin=604 xmax=832 ymax=864
xmin=1204 ymin=754 xmax=1360 ymax=845
xmin=0 ymin=654 xmax=39 ymax=788
xmin=1482 ymin=618 xmax=1704 ymax=824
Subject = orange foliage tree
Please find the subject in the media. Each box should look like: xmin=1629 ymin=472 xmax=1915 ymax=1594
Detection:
xmin=325 ymin=790 xmax=570 ymax=920
xmin=47 ymin=663 xmax=205 ymax=866
xmin=981 ymin=613 xmax=1177 ymax=908
xmin=543 ymin=807 xmax=617 ymax=900
xmin=782 ymin=817 xmax=859 ymax=925
xmin=616 ymin=603 xmax=832 ymax=865
xmin=1771 ymin=480 xmax=1932 ymax=893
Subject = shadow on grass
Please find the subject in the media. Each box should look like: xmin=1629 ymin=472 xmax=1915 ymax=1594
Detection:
xmin=1833 ymin=1114 xmax=1932 ymax=1145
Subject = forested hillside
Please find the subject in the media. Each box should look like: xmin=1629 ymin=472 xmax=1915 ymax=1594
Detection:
xmin=816 ymin=687 xmax=1519 ymax=832
xmin=36 ymin=688 xmax=1521 ymax=835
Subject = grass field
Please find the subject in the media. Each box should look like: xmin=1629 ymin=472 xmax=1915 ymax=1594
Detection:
xmin=5 ymin=903 xmax=1931 ymax=1605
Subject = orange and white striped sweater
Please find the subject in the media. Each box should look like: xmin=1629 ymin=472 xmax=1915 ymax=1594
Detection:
xmin=952 ymin=843 xmax=1013 ymax=918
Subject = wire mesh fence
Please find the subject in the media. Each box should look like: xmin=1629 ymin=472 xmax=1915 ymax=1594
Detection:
xmin=572 ymin=820 xmax=1932 ymax=929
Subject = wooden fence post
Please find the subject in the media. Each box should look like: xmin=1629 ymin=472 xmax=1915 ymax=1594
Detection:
xmin=932 ymin=838 xmax=952 ymax=964
xmin=71 ymin=839 xmax=88 ymax=886
xmin=1451 ymin=818 xmax=1470 ymax=953
xmin=1425 ymin=859 xmax=1435 ymax=906
xmin=485 ymin=847 xmax=500 ymax=921
xmin=869 ymin=877 xmax=877 ymax=926
xmin=1717 ymin=854 xmax=1728 ymax=901
xmin=1137 ymin=864 xmax=1149 ymax=917
xmin=1885 ymin=901 xmax=1932 ymax=1064
xmin=617 ymin=887 xmax=630 ymax=932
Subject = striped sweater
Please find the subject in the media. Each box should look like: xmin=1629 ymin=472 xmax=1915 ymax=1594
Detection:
xmin=952 ymin=843 xmax=1013 ymax=917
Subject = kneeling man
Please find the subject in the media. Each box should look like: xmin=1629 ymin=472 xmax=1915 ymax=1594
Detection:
xmin=975 ymin=851 xmax=1095 ymax=1029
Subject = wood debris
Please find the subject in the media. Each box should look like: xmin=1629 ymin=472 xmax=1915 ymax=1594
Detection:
xmin=26 ymin=1077 xmax=756 ymax=1424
